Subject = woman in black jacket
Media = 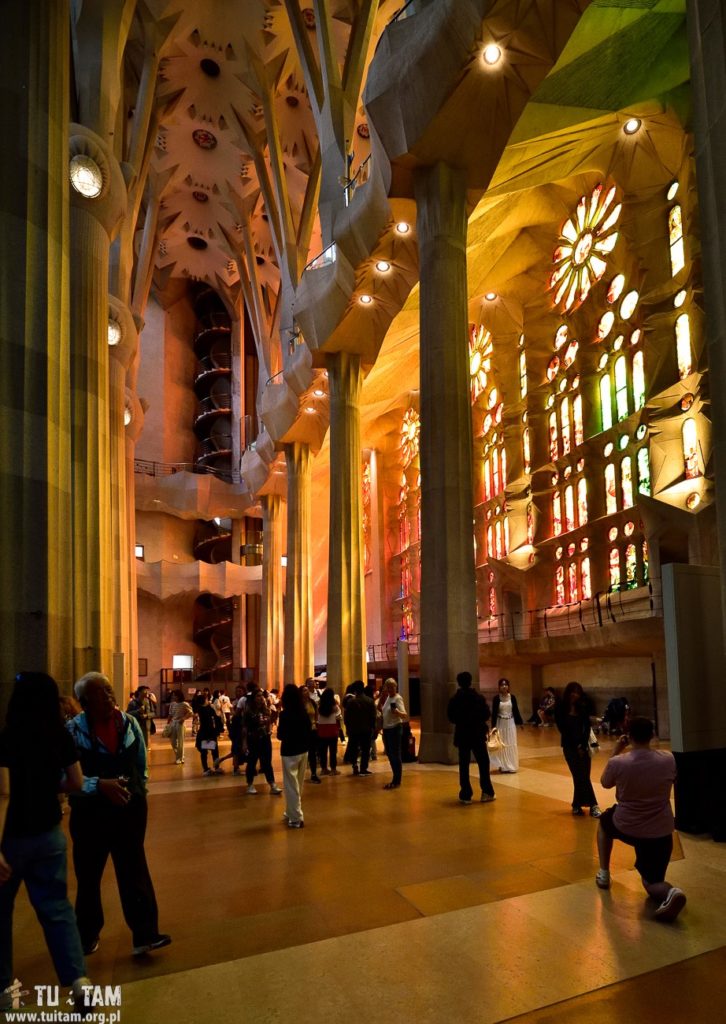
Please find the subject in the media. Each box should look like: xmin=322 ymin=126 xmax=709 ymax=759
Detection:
xmin=555 ymin=682 xmax=601 ymax=817
xmin=277 ymin=685 xmax=313 ymax=829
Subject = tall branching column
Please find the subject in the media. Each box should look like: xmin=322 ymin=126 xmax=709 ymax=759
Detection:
xmin=416 ymin=162 xmax=478 ymax=763
xmin=0 ymin=0 xmax=72 ymax=704
xmin=259 ymin=494 xmax=284 ymax=689
xmin=69 ymin=125 xmax=126 ymax=679
xmin=326 ymin=351 xmax=366 ymax=689
xmin=284 ymin=442 xmax=314 ymax=684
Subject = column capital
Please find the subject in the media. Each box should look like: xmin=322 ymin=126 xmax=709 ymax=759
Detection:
xmin=69 ymin=124 xmax=127 ymax=239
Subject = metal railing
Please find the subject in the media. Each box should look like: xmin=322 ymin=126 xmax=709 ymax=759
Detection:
xmin=134 ymin=457 xmax=239 ymax=484
xmin=344 ymin=155 xmax=371 ymax=206
xmin=304 ymin=243 xmax=337 ymax=272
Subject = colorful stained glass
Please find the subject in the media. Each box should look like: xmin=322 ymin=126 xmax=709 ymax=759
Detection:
xmin=573 ymin=394 xmax=584 ymax=446
xmin=669 ymin=205 xmax=685 ymax=276
xmin=484 ymin=458 xmax=491 ymax=501
xmin=577 ymin=477 xmax=588 ymax=526
xmin=607 ymin=274 xmax=625 ymax=304
xmin=555 ymin=565 xmax=566 ymax=605
xmin=630 ymin=328 xmax=642 ymax=346
xmin=549 ymin=412 xmax=559 ymax=461
xmin=495 ymin=520 xmax=503 ymax=559
xmin=682 ymin=418 xmax=700 ymax=479
xmin=554 ymin=324 xmax=569 ymax=350
xmin=620 ymin=290 xmax=639 ymax=320
xmin=550 ymin=184 xmax=621 ymax=312
xmin=625 ymin=543 xmax=637 ymax=588
xmin=581 ymin=557 xmax=592 ymax=599
xmin=561 ymin=397 xmax=571 ymax=455
xmin=547 ymin=356 xmax=560 ymax=382
xmin=518 ymin=352 xmax=527 ymax=399
xmin=553 ymin=490 xmax=562 ymax=536
xmin=621 ymin=456 xmax=634 ymax=508
xmin=469 ymin=324 xmax=493 ymax=402
xmin=632 ymin=351 xmax=645 ymax=409
xmin=501 ymin=447 xmax=507 ymax=491
xmin=568 ymin=562 xmax=579 ymax=602
xmin=504 ymin=516 xmax=510 ymax=555
xmin=563 ymin=341 xmax=579 ymax=367
xmin=636 ymin=447 xmax=650 ymax=495
xmin=605 ymin=463 xmax=617 ymax=515
xmin=487 ymin=525 xmax=493 ymax=559
xmin=523 ymin=428 xmax=531 ymax=475
xmin=598 ymin=311 xmax=615 ymax=339
xmin=401 ymin=408 xmax=420 ymax=466
xmin=565 ymin=485 xmax=575 ymax=532
xmin=642 ymin=540 xmax=649 ymax=581
xmin=600 ymin=375 xmax=613 ymax=431
xmin=527 ymin=503 xmax=535 ymax=544
xmin=676 ymin=313 xmax=692 ymax=379
xmin=614 ymin=355 xmax=629 ymax=421
xmin=362 ymin=462 xmax=372 ymax=574
xmin=399 ymin=475 xmax=409 ymax=549
xmin=609 ymin=547 xmax=621 ymax=590
xmin=489 ymin=587 xmax=497 ymax=618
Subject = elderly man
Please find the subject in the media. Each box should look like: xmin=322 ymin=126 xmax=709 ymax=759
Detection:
xmin=66 ymin=672 xmax=171 ymax=957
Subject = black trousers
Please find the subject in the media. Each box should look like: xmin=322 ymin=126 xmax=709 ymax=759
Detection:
xmin=563 ymin=746 xmax=597 ymax=808
xmin=458 ymin=737 xmax=494 ymax=800
xmin=69 ymin=796 xmax=159 ymax=948
xmin=246 ymin=734 xmax=275 ymax=785
xmin=346 ymin=730 xmax=372 ymax=772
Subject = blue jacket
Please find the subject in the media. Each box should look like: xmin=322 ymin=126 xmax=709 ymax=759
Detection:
xmin=66 ymin=711 xmax=148 ymax=797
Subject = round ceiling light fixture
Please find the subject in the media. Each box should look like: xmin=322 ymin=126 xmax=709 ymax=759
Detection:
xmin=70 ymin=154 xmax=103 ymax=198
xmin=623 ymin=117 xmax=642 ymax=135
xmin=304 ymin=406 xmax=316 ymax=414
xmin=313 ymin=388 xmax=325 ymax=398
xmin=395 ymin=222 xmax=410 ymax=235
xmin=359 ymin=294 xmax=373 ymax=305
xmin=107 ymin=319 xmax=122 ymax=347
xmin=484 ymin=291 xmax=497 ymax=301
xmin=482 ymin=44 xmax=502 ymax=66
xmin=375 ymin=260 xmax=391 ymax=273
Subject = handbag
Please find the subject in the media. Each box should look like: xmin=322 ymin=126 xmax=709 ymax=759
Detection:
xmin=162 ymin=722 xmax=173 ymax=739
xmin=486 ymin=727 xmax=501 ymax=753
xmin=201 ymin=739 xmax=217 ymax=750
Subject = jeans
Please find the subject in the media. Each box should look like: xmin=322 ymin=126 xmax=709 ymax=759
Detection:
xmin=246 ymin=734 xmax=275 ymax=786
xmin=282 ymin=753 xmax=308 ymax=823
xmin=318 ymin=736 xmax=338 ymax=772
xmin=383 ymin=725 xmax=403 ymax=785
xmin=458 ymin=737 xmax=494 ymax=800
xmin=69 ymin=796 xmax=160 ymax=948
xmin=0 ymin=826 xmax=86 ymax=990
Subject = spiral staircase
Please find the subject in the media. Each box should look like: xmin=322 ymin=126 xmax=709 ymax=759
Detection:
xmin=193 ymin=593 xmax=234 ymax=681
xmin=192 ymin=287 xmax=233 ymax=481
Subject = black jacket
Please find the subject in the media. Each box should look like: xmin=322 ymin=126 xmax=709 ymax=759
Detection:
xmin=343 ymin=694 xmax=376 ymax=733
xmin=492 ymin=693 xmax=523 ymax=728
xmin=277 ymin=708 xmax=312 ymax=756
xmin=447 ymin=688 xmax=490 ymax=747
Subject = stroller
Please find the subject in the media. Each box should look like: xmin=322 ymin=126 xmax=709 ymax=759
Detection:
xmin=598 ymin=697 xmax=630 ymax=736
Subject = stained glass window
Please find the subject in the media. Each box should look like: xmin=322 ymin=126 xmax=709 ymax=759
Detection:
xmin=519 ymin=350 xmax=527 ymax=398
xmin=549 ymin=412 xmax=559 ymax=461
xmin=608 ymin=274 xmax=625 ymax=304
xmin=581 ymin=557 xmax=592 ymax=600
xmin=487 ymin=525 xmax=493 ymax=560
xmin=637 ymin=447 xmax=650 ymax=495
xmin=555 ymin=565 xmax=565 ymax=605
xmin=614 ymin=355 xmax=629 ymax=421
xmin=600 ymin=375 xmax=612 ymax=431
xmin=609 ymin=547 xmax=621 ymax=590
xmin=568 ymin=562 xmax=579 ymax=602
xmin=550 ymin=184 xmax=621 ymax=312
xmin=504 ymin=516 xmax=510 ymax=555
xmin=523 ymin=428 xmax=531 ymax=475
xmin=632 ymin=350 xmax=645 ymax=410
xmin=682 ymin=418 xmax=700 ymax=479
xmin=547 ymin=356 xmax=560 ymax=382
xmin=565 ymin=485 xmax=575 ymax=532
xmin=553 ymin=490 xmax=562 ymax=536
xmin=625 ymin=543 xmax=637 ymax=588
xmin=563 ymin=341 xmax=579 ymax=367
xmin=362 ymin=462 xmax=372 ymax=574
xmin=577 ymin=477 xmax=588 ymax=525
xmin=489 ymin=587 xmax=497 ymax=618
xmin=605 ymin=463 xmax=617 ymax=514
xmin=501 ymin=448 xmax=507 ymax=491
xmin=642 ymin=540 xmax=649 ymax=581
xmin=598 ymin=311 xmax=615 ymax=339
xmin=416 ymin=475 xmax=422 ymax=542
xmin=669 ymin=205 xmax=685 ymax=276
xmin=621 ymin=456 xmax=634 ymax=509
xmin=676 ymin=313 xmax=692 ymax=379
xmin=561 ymin=397 xmax=572 ymax=455
xmin=573 ymin=394 xmax=584 ymax=446
xmin=484 ymin=458 xmax=491 ymax=501
xmin=492 ymin=447 xmax=501 ymax=494
xmin=401 ymin=408 xmax=420 ymax=466
xmin=399 ymin=475 xmax=409 ymax=549
xmin=527 ymin=502 xmax=534 ymax=544
xmin=620 ymin=290 xmax=639 ymax=320
xmin=469 ymin=324 xmax=493 ymax=402
xmin=495 ymin=519 xmax=503 ymax=559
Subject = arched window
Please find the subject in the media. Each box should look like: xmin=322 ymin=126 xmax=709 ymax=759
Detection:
xmin=637 ymin=447 xmax=650 ymax=495
xmin=504 ymin=516 xmax=510 ymax=555
xmin=676 ymin=313 xmax=692 ymax=379
xmin=605 ymin=463 xmax=617 ymax=515
xmin=487 ymin=524 xmax=493 ymax=560
xmin=399 ymin=476 xmax=409 ymax=550
xmin=609 ymin=547 xmax=621 ymax=590
xmin=581 ymin=556 xmax=592 ymax=600
xmin=522 ymin=428 xmax=531 ymax=475
xmin=527 ymin=502 xmax=535 ymax=544
xmin=553 ymin=490 xmax=562 ymax=536
xmin=495 ymin=520 xmax=503 ymax=559
xmin=621 ymin=456 xmax=634 ymax=509
xmin=600 ymin=375 xmax=613 ymax=431
xmin=549 ymin=412 xmax=559 ymax=461
xmin=568 ymin=562 xmax=578 ymax=602
xmin=614 ymin=355 xmax=629 ymax=421
xmin=682 ymin=418 xmax=700 ymax=479
xmin=625 ymin=543 xmax=637 ymax=588
xmin=642 ymin=540 xmax=649 ymax=581
xmin=573 ymin=394 xmax=584 ymax=446
xmin=632 ymin=350 xmax=645 ymax=409
xmin=492 ymin=447 xmax=501 ymax=494
xmin=564 ymin=485 xmax=575 ymax=532
xmin=519 ymin=350 xmax=527 ymax=398
xmin=555 ymin=565 xmax=565 ymax=606
xmin=577 ymin=477 xmax=588 ymax=526
xmin=484 ymin=457 xmax=492 ymax=501
xmin=500 ymin=447 xmax=507 ymax=491
xmin=560 ymin=397 xmax=571 ymax=455
xmin=669 ymin=204 xmax=685 ymax=276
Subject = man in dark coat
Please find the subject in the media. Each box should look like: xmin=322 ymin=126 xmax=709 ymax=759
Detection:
xmin=343 ymin=680 xmax=376 ymax=776
xmin=447 ymin=671 xmax=495 ymax=804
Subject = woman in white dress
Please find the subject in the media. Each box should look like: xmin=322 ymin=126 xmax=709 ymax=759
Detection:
xmin=490 ymin=678 xmax=523 ymax=773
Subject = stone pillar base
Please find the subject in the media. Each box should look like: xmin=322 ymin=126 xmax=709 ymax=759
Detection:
xmin=418 ymin=731 xmax=457 ymax=765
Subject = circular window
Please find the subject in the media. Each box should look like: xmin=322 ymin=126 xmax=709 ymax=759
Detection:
xmin=107 ymin=320 xmax=122 ymax=346
xmin=192 ymin=128 xmax=217 ymax=150
xmin=192 ymin=190 xmax=209 ymax=203
xmin=70 ymin=154 xmax=103 ymax=198
xmin=200 ymin=58 xmax=220 ymax=78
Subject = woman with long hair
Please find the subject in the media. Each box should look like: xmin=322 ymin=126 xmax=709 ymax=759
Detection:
xmin=317 ymin=688 xmax=342 ymax=776
xmin=555 ymin=681 xmax=601 ymax=818
xmin=166 ymin=689 xmax=193 ymax=765
xmin=277 ymin=685 xmax=312 ymax=828
xmin=490 ymin=678 xmax=524 ymax=773
xmin=0 ymin=673 xmax=90 ymax=1013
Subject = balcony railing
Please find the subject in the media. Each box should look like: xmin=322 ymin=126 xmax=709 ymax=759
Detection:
xmin=134 ymin=457 xmax=239 ymax=484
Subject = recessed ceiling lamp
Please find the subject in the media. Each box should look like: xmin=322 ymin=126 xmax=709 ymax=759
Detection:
xmin=623 ymin=117 xmax=642 ymax=135
xmin=395 ymin=222 xmax=410 ymax=234
xmin=70 ymin=155 xmax=103 ymax=198
xmin=484 ymin=291 xmax=497 ymax=301
xmin=304 ymin=406 xmax=316 ymax=414
xmin=359 ymin=294 xmax=373 ymax=305
xmin=375 ymin=260 xmax=391 ymax=272
xmin=107 ymin=320 xmax=122 ymax=346
xmin=686 ymin=492 xmax=701 ymax=510
xmin=482 ymin=44 xmax=502 ymax=66
xmin=313 ymin=388 xmax=325 ymax=397
xmin=123 ymin=403 xmax=132 ymax=426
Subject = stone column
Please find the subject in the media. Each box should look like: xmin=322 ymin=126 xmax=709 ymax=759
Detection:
xmin=68 ymin=125 xmax=126 ymax=679
xmin=365 ymin=449 xmax=387 ymax=647
xmin=326 ymin=351 xmax=366 ymax=689
xmin=0 ymin=0 xmax=72 ymax=702
xmin=259 ymin=494 xmax=284 ymax=688
xmin=415 ymin=162 xmax=478 ymax=763
xmin=688 ymin=0 xmax=726 ymax=646
xmin=284 ymin=442 xmax=314 ymax=684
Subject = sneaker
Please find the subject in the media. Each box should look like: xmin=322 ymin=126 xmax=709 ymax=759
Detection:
xmin=269 ymin=784 xmax=282 ymax=795
xmin=175 ymin=759 xmax=183 ymax=765
xmin=572 ymin=807 xmax=585 ymax=816
xmin=459 ymin=797 xmax=473 ymax=805
xmin=480 ymin=793 xmax=496 ymax=803
xmin=82 ymin=938 xmax=100 ymax=956
xmin=595 ymin=869 xmax=611 ymax=890
xmin=654 ymin=887 xmax=687 ymax=923
xmin=247 ymin=785 xmax=258 ymax=795
xmin=590 ymin=805 xmax=602 ymax=818
xmin=359 ymin=769 xmax=373 ymax=776
xmin=132 ymin=933 xmax=172 ymax=956
xmin=383 ymin=782 xmax=400 ymax=790
xmin=310 ymin=775 xmax=322 ymax=784
xmin=203 ymin=768 xmax=213 ymax=776
xmin=287 ymin=819 xmax=305 ymax=829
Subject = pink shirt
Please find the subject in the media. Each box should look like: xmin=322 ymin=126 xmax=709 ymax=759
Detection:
xmin=600 ymin=747 xmax=676 ymax=838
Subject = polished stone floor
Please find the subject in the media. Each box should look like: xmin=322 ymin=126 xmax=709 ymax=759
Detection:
xmin=10 ymin=727 xmax=726 ymax=1023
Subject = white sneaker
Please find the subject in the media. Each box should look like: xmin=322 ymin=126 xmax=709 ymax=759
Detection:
xmin=247 ymin=785 xmax=258 ymax=795
xmin=269 ymin=784 xmax=282 ymax=795
xmin=654 ymin=887 xmax=687 ymax=922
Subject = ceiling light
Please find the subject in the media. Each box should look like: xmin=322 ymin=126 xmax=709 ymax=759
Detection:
xmin=304 ymin=406 xmax=316 ymax=414
xmin=686 ymin=492 xmax=701 ymax=510
xmin=107 ymin=320 xmax=122 ymax=346
xmin=70 ymin=155 xmax=103 ymax=198
xmin=484 ymin=291 xmax=497 ymax=301
xmin=313 ymin=388 xmax=325 ymax=397
xmin=482 ymin=44 xmax=502 ymax=66
xmin=623 ymin=117 xmax=642 ymax=135
xmin=359 ymin=294 xmax=373 ymax=305
xmin=395 ymin=222 xmax=410 ymax=234
xmin=124 ymin=405 xmax=132 ymax=426
xmin=375 ymin=260 xmax=391 ymax=272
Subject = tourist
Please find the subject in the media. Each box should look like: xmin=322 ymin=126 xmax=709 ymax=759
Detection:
xmin=555 ymin=682 xmax=601 ymax=818
xmin=379 ymin=678 xmax=408 ymax=790
xmin=447 ymin=671 xmax=495 ymax=804
xmin=243 ymin=690 xmax=281 ymax=795
xmin=317 ymin=688 xmax=343 ymax=775
xmin=165 ymin=689 xmax=193 ymax=765
xmin=277 ymin=685 xmax=312 ymax=829
xmin=490 ymin=678 xmax=523 ymax=773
